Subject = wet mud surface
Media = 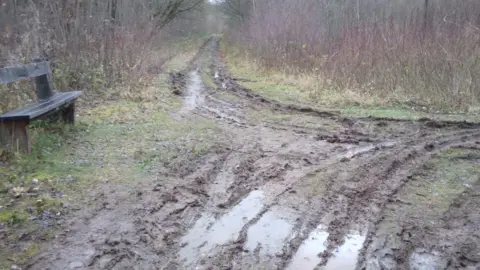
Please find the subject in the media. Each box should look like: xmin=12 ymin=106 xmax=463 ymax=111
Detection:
xmin=28 ymin=39 xmax=480 ymax=269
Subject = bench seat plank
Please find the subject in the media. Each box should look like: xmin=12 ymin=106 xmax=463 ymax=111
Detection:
xmin=0 ymin=91 xmax=82 ymax=121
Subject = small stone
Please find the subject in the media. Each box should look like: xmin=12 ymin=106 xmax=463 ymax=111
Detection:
xmin=153 ymin=242 xmax=165 ymax=254
xmin=69 ymin=261 xmax=84 ymax=269
xmin=31 ymin=178 xmax=39 ymax=184
xmin=11 ymin=264 xmax=21 ymax=270
xmin=424 ymin=143 xmax=435 ymax=151
xmin=340 ymin=157 xmax=351 ymax=163
xmin=153 ymin=184 xmax=162 ymax=192
xmin=105 ymin=236 xmax=121 ymax=246
xmin=140 ymin=234 xmax=150 ymax=243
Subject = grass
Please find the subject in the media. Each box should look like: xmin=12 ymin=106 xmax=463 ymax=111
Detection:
xmin=200 ymin=69 xmax=218 ymax=90
xmin=0 ymin=38 xmax=224 ymax=268
xmin=0 ymin=210 xmax=29 ymax=226
xmin=221 ymin=41 xmax=480 ymax=122
xmin=0 ymin=100 xmax=223 ymax=269
xmin=370 ymin=147 xmax=480 ymax=247
xmin=383 ymin=148 xmax=480 ymax=227
xmin=248 ymin=110 xmax=342 ymax=131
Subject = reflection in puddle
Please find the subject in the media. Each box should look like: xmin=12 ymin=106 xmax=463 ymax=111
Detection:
xmin=245 ymin=208 xmax=296 ymax=256
xmin=321 ymin=233 xmax=365 ymax=270
xmin=288 ymin=227 xmax=365 ymax=270
xmin=180 ymin=190 xmax=265 ymax=264
xmin=181 ymin=70 xmax=204 ymax=113
xmin=287 ymin=225 xmax=329 ymax=270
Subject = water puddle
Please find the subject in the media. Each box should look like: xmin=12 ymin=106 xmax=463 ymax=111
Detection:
xmin=344 ymin=141 xmax=396 ymax=159
xmin=287 ymin=225 xmax=329 ymax=269
xmin=321 ymin=233 xmax=366 ymax=270
xmin=179 ymin=190 xmax=265 ymax=264
xmin=288 ymin=227 xmax=365 ymax=270
xmin=245 ymin=207 xmax=296 ymax=256
xmin=180 ymin=70 xmax=204 ymax=113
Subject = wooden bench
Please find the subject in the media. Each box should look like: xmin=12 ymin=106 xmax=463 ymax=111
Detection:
xmin=0 ymin=60 xmax=82 ymax=153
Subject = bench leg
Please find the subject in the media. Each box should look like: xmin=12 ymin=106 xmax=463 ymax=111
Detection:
xmin=62 ymin=103 xmax=75 ymax=124
xmin=0 ymin=121 xmax=31 ymax=153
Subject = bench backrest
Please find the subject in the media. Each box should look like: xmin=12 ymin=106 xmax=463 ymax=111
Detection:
xmin=0 ymin=60 xmax=54 ymax=100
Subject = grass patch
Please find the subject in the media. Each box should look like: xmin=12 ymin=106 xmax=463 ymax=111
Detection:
xmin=0 ymin=210 xmax=29 ymax=226
xmin=341 ymin=107 xmax=480 ymax=122
xmin=222 ymin=49 xmax=313 ymax=106
xmin=248 ymin=110 xmax=342 ymax=131
xmin=200 ymin=69 xmax=217 ymax=90
xmin=374 ymin=148 xmax=480 ymax=239
xmin=222 ymin=40 xmax=480 ymax=122
xmin=386 ymin=148 xmax=480 ymax=225
xmin=0 ymin=39 xmax=223 ymax=267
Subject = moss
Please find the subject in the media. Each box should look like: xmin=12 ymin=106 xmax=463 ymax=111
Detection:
xmin=0 ymin=210 xmax=29 ymax=226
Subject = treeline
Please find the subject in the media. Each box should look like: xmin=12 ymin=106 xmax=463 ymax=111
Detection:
xmin=0 ymin=0 xmax=204 ymax=111
xmin=223 ymin=0 xmax=480 ymax=111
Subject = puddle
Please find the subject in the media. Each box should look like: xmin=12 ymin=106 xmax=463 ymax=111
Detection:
xmin=180 ymin=190 xmax=265 ymax=264
xmin=287 ymin=225 xmax=329 ymax=270
xmin=409 ymin=250 xmax=448 ymax=270
xmin=287 ymin=227 xmax=365 ymax=270
xmin=181 ymin=70 xmax=204 ymax=113
xmin=245 ymin=208 xmax=296 ymax=256
xmin=321 ymin=233 xmax=366 ymax=270
xmin=344 ymin=141 xmax=396 ymax=159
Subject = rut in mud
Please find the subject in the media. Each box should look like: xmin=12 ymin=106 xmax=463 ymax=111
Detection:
xmin=29 ymin=39 xmax=480 ymax=270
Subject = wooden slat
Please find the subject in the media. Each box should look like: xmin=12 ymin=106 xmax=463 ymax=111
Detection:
xmin=0 ymin=91 xmax=82 ymax=121
xmin=0 ymin=61 xmax=51 ymax=85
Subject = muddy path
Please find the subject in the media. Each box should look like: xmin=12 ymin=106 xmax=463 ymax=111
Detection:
xmin=28 ymin=39 xmax=480 ymax=270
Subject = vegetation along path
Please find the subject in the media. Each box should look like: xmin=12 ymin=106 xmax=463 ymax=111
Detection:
xmin=2 ymin=38 xmax=480 ymax=270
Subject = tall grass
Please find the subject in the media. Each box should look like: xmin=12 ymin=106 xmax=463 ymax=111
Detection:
xmin=227 ymin=0 xmax=480 ymax=112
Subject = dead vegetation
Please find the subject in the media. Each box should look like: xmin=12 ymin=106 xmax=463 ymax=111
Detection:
xmin=1 ymin=1 xmax=480 ymax=269
xmin=222 ymin=0 xmax=480 ymax=113
xmin=0 ymin=0 xmax=206 ymax=112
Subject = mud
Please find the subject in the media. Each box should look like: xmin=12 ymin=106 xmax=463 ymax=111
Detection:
xmin=26 ymin=38 xmax=480 ymax=270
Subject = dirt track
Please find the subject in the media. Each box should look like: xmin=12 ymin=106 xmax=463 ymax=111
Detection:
xmin=28 ymin=39 xmax=480 ymax=270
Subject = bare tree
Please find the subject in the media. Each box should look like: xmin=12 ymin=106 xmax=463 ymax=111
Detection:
xmin=152 ymin=0 xmax=204 ymax=31
xmin=221 ymin=0 xmax=252 ymax=22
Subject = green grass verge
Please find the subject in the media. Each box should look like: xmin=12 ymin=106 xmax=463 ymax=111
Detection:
xmin=0 ymin=63 xmax=224 ymax=268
